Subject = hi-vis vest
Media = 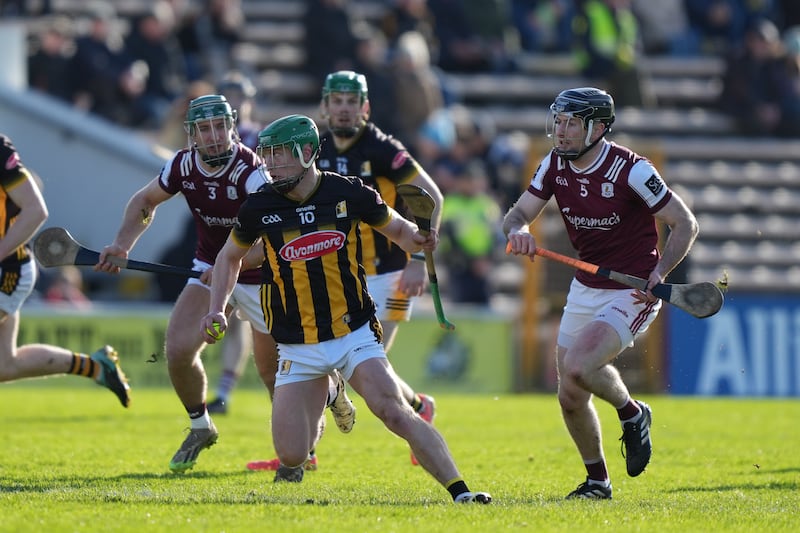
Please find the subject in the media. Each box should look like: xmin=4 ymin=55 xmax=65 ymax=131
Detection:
xmin=573 ymin=0 xmax=638 ymax=71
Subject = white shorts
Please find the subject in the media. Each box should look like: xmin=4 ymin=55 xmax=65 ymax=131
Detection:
xmin=0 ymin=260 xmax=36 ymax=315
xmin=368 ymin=270 xmax=413 ymax=322
xmin=187 ymin=259 xmax=269 ymax=333
xmin=275 ymin=320 xmax=386 ymax=387
xmin=557 ymin=278 xmax=662 ymax=350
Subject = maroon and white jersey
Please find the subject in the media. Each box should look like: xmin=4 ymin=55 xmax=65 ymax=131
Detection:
xmin=528 ymin=140 xmax=672 ymax=289
xmin=158 ymin=142 xmax=267 ymax=284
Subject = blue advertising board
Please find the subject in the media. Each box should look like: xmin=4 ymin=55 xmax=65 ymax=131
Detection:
xmin=668 ymin=293 xmax=800 ymax=396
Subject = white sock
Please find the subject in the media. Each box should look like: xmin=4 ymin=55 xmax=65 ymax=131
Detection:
xmin=190 ymin=411 xmax=212 ymax=429
xmin=326 ymin=374 xmax=338 ymax=407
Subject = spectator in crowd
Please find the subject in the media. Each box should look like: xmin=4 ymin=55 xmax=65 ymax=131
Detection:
xmin=512 ymin=0 xmax=575 ymax=53
xmin=631 ymin=0 xmax=699 ymax=56
xmin=66 ymin=2 xmax=145 ymax=125
xmin=461 ymin=0 xmax=519 ymax=72
xmin=718 ymin=18 xmax=786 ymax=136
xmin=172 ymin=0 xmax=206 ymax=81
xmin=379 ymin=0 xmax=437 ymax=56
xmin=174 ymin=0 xmax=244 ymax=82
xmin=390 ymin=31 xmax=446 ymax=152
xmin=439 ymin=160 xmax=503 ymax=305
xmin=776 ymin=25 xmax=800 ymax=137
xmin=1 ymin=0 xmax=51 ymax=16
xmin=302 ymin=0 xmax=359 ymax=86
xmin=420 ymin=104 xmax=484 ymax=195
xmin=427 ymin=0 xmax=500 ymax=72
xmin=572 ymin=0 xmax=656 ymax=108
xmin=27 ymin=15 xmax=74 ymax=101
xmin=156 ymin=79 xmax=216 ymax=150
xmin=683 ymin=0 xmax=777 ymax=54
xmin=778 ymin=0 xmax=800 ymax=29
xmin=123 ymin=0 xmax=187 ymax=128
xmin=216 ymin=70 xmax=259 ymax=149
xmin=485 ymin=129 xmax=532 ymax=210
xmin=413 ymin=108 xmax=458 ymax=183
xmin=352 ymin=23 xmax=399 ymax=133
xmin=200 ymin=0 xmax=244 ymax=81
xmin=43 ymin=266 xmax=92 ymax=310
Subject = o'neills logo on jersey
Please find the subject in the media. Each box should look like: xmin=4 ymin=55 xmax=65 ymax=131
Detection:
xmin=280 ymin=231 xmax=346 ymax=261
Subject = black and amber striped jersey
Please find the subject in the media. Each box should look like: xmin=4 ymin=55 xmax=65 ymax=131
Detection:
xmin=318 ymin=122 xmax=422 ymax=275
xmin=232 ymin=171 xmax=392 ymax=344
xmin=0 ymin=134 xmax=32 ymax=267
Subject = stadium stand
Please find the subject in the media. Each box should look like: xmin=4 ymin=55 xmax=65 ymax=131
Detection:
xmin=27 ymin=0 xmax=800 ymax=295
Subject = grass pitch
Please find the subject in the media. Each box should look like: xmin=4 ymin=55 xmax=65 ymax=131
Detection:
xmin=1 ymin=384 xmax=797 ymax=532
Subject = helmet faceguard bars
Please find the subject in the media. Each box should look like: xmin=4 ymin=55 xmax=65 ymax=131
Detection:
xmin=322 ymin=70 xmax=368 ymax=103
xmin=184 ymin=94 xmax=237 ymax=167
xmin=257 ymin=114 xmax=320 ymax=194
xmin=322 ymin=70 xmax=369 ymax=137
xmin=547 ymin=87 xmax=615 ymax=161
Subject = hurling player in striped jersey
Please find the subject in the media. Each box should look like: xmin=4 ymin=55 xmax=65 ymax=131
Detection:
xmin=0 ymin=133 xmax=130 ymax=408
xmin=204 ymin=114 xmax=490 ymax=503
xmin=96 ymin=97 xmax=354 ymax=473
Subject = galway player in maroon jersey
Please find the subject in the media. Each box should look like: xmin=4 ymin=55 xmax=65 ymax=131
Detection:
xmin=95 ymin=96 xmax=354 ymax=473
xmin=504 ymin=88 xmax=698 ymax=500
xmin=202 ymin=114 xmax=490 ymax=503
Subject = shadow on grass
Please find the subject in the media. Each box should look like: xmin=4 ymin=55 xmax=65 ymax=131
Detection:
xmin=1 ymin=470 xmax=244 ymax=492
xmin=0 ymin=472 xmax=460 ymax=506
xmin=670 ymin=478 xmax=799 ymax=493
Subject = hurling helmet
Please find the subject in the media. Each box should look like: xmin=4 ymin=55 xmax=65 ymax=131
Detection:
xmin=257 ymin=114 xmax=320 ymax=193
xmin=547 ymin=87 xmax=615 ymax=161
xmin=184 ymin=94 xmax=237 ymax=167
xmin=322 ymin=70 xmax=368 ymax=102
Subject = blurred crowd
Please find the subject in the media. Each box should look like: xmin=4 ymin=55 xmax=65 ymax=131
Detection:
xmin=7 ymin=0 xmax=800 ymax=304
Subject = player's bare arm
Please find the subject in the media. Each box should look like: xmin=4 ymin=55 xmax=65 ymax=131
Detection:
xmin=398 ymin=259 xmax=426 ymax=297
xmin=408 ymin=166 xmax=444 ymax=229
xmin=1 ymin=174 xmax=48 ymax=260
xmin=241 ymin=239 xmax=266 ymax=270
xmin=202 ymin=236 xmax=250 ymax=342
xmin=503 ymin=191 xmax=548 ymax=259
xmin=652 ymin=193 xmax=699 ymax=282
xmin=399 ymin=169 xmax=443 ymax=296
xmin=375 ymin=208 xmax=433 ymax=254
xmin=630 ymin=193 xmax=699 ymax=304
xmin=200 ymin=239 xmax=264 ymax=285
xmin=96 ymin=179 xmax=173 ymax=273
